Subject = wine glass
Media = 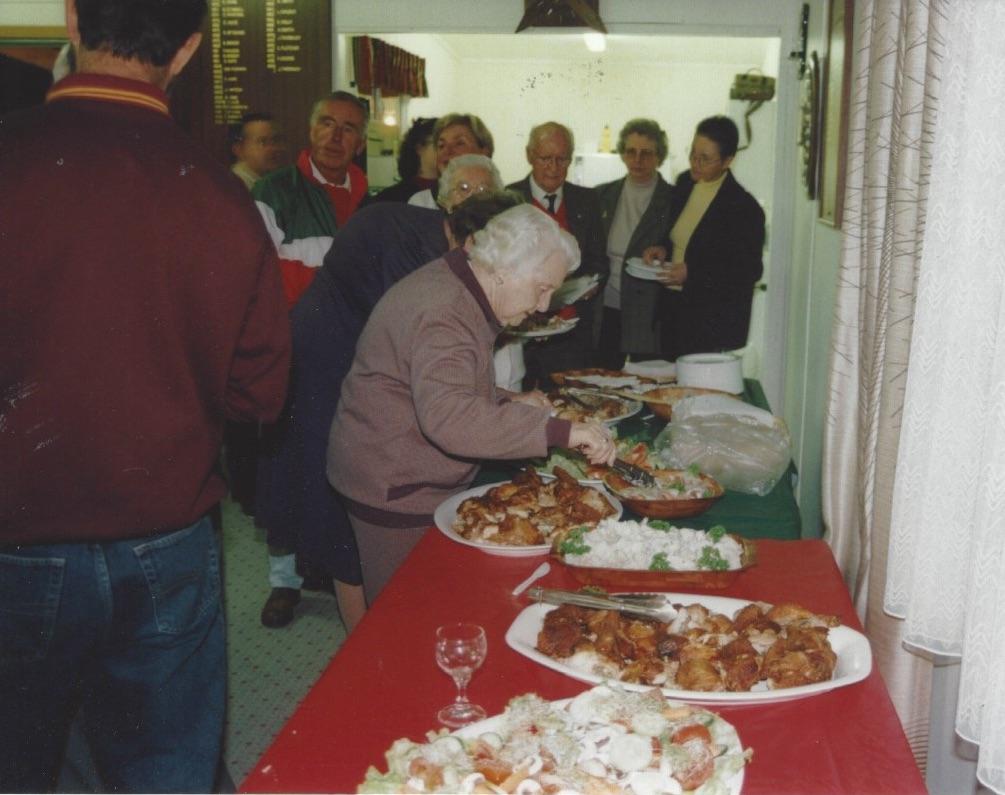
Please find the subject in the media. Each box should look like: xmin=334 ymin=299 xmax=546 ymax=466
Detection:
xmin=434 ymin=623 xmax=488 ymax=727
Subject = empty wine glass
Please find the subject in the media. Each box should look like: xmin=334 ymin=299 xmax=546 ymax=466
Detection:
xmin=435 ymin=623 xmax=488 ymax=727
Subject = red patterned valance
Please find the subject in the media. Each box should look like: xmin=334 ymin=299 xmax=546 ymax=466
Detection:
xmin=352 ymin=36 xmax=429 ymax=98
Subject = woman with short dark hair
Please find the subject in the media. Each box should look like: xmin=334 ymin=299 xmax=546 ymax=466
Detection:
xmin=371 ymin=116 xmax=438 ymax=204
xmin=644 ymin=115 xmax=765 ymax=360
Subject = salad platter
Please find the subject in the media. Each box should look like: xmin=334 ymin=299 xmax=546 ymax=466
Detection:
xmin=359 ymin=684 xmax=749 ymax=794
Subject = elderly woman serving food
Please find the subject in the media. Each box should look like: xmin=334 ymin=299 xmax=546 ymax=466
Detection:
xmin=328 ymin=205 xmax=616 ymax=603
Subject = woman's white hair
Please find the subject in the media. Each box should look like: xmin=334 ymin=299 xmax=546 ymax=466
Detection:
xmin=469 ymin=204 xmax=580 ymax=278
xmin=438 ymin=154 xmax=504 ymax=200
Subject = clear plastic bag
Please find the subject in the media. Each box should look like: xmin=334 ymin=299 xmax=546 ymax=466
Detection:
xmin=653 ymin=411 xmax=792 ymax=496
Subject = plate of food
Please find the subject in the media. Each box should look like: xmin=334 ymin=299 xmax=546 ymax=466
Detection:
xmin=604 ymin=467 xmax=725 ymax=518
xmin=434 ymin=469 xmax=621 ymax=557
xmin=530 ymin=438 xmax=654 ymax=486
xmin=549 ymin=368 xmax=668 ymax=390
xmin=505 ymin=592 xmax=872 ymax=704
xmin=529 ymin=448 xmax=606 ymax=486
xmin=358 ymin=683 xmax=750 ymax=794
xmin=510 ymin=314 xmax=579 ymax=338
xmin=548 ymin=389 xmax=641 ymax=425
xmin=551 ymin=519 xmax=755 ymax=590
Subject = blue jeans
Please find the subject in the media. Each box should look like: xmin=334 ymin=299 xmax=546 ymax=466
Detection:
xmin=0 ymin=516 xmax=225 ymax=793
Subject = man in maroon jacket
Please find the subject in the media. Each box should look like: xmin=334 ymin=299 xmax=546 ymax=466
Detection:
xmin=0 ymin=0 xmax=291 ymax=791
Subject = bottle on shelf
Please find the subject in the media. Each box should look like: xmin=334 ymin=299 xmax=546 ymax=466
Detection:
xmin=598 ymin=124 xmax=611 ymax=153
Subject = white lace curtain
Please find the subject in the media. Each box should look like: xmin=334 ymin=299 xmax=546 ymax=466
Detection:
xmin=884 ymin=2 xmax=1005 ymax=791
xmin=825 ymin=0 xmax=1005 ymax=790
xmin=822 ymin=0 xmax=944 ymax=764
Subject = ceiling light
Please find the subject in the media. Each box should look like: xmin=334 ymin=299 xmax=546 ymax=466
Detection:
xmin=584 ymin=32 xmax=606 ymax=52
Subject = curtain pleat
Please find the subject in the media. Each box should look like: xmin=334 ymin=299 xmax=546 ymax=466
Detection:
xmin=884 ymin=2 xmax=1005 ymax=790
xmin=350 ymin=36 xmax=428 ymax=99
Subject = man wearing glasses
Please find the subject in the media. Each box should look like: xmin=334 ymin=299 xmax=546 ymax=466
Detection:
xmin=508 ymin=122 xmax=607 ymax=379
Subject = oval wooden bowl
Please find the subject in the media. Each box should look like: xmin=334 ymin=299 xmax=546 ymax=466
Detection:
xmin=552 ymin=535 xmax=757 ymax=591
xmin=603 ymin=470 xmax=725 ymax=519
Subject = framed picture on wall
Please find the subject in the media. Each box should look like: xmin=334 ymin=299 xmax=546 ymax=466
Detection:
xmin=818 ymin=0 xmax=853 ymax=228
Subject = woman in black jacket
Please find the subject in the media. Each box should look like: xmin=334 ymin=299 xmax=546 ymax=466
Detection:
xmin=644 ymin=115 xmax=765 ymax=360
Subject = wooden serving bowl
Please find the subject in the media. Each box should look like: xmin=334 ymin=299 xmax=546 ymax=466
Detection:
xmin=640 ymin=385 xmax=730 ymax=421
xmin=552 ymin=535 xmax=757 ymax=591
xmin=603 ymin=470 xmax=724 ymax=519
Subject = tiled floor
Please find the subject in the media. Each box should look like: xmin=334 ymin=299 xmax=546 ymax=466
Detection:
xmin=220 ymin=498 xmax=347 ymax=786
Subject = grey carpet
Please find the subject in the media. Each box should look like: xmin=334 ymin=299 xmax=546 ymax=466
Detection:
xmin=220 ymin=497 xmax=348 ymax=786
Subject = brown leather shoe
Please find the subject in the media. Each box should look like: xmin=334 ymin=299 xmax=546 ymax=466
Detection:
xmin=260 ymin=587 xmax=301 ymax=628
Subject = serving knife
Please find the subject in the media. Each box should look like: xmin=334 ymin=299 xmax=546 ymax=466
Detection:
xmin=528 ymin=587 xmax=677 ymax=622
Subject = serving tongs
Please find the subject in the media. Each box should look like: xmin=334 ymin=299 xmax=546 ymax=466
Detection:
xmin=572 ymin=385 xmax=675 ymax=407
xmin=610 ymin=458 xmax=656 ymax=487
xmin=527 ymin=587 xmax=677 ymax=622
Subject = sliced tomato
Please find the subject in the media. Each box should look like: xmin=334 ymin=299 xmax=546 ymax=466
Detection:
xmin=556 ymin=305 xmax=578 ymax=320
xmin=674 ymin=746 xmax=715 ymax=792
xmin=671 ymin=723 xmax=713 ymax=747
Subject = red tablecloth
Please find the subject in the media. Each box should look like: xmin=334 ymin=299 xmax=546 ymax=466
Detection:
xmin=241 ymin=533 xmax=925 ymax=794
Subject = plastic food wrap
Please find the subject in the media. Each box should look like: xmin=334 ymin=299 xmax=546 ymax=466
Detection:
xmin=653 ymin=402 xmax=792 ymax=496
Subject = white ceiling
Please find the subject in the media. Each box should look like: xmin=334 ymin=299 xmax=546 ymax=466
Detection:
xmin=433 ymin=33 xmax=776 ymax=66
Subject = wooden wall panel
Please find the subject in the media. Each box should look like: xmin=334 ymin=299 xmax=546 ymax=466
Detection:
xmin=171 ymin=0 xmax=332 ymax=169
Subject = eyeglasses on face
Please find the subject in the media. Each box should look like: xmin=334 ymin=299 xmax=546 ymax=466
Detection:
xmin=622 ymin=147 xmax=657 ymax=161
xmin=534 ymin=155 xmax=571 ymax=167
xmin=247 ymin=135 xmax=284 ymax=146
xmin=452 ymin=181 xmax=489 ymax=196
xmin=688 ymin=151 xmax=722 ymax=167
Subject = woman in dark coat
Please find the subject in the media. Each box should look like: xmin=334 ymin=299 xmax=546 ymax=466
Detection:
xmin=644 ymin=115 xmax=765 ymax=360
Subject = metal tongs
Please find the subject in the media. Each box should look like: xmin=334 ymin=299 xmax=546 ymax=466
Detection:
xmin=528 ymin=587 xmax=677 ymax=622
xmin=611 ymin=458 xmax=656 ymax=488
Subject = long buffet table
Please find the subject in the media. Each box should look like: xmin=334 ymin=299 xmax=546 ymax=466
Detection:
xmin=241 ymin=531 xmax=925 ymax=794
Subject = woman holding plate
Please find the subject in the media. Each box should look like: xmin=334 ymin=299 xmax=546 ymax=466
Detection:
xmin=327 ymin=205 xmax=616 ymax=605
xmin=594 ymin=118 xmax=675 ymax=367
xmin=643 ymin=115 xmax=765 ymax=360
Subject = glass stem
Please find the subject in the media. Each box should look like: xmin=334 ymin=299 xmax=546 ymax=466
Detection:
xmin=453 ymin=672 xmax=471 ymax=704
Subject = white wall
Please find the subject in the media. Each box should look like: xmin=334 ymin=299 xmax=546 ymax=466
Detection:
xmin=780 ymin=2 xmax=840 ymax=539
xmin=0 ymin=1 xmax=63 ymax=26
xmin=448 ymin=53 xmax=771 ymax=187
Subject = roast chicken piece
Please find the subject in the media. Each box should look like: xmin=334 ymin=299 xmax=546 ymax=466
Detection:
xmin=534 ymin=595 xmax=842 ymax=694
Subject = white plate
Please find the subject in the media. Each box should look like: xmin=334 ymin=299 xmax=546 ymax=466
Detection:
xmin=505 ymin=592 xmax=873 ymax=703
xmin=625 ymin=263 xmax=663 ymax=282
xmin=434 ymin=482 xmax=622 ymax=557
xmin=551 ymin=273 xmax=599 ymax=307
xmin=455 ymin=691 xmax=745 ymax=795
xmin=511 ymin=316 xmax=579 ymax=338
xmin=623 ymin=359 xmax=677 ymax=380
